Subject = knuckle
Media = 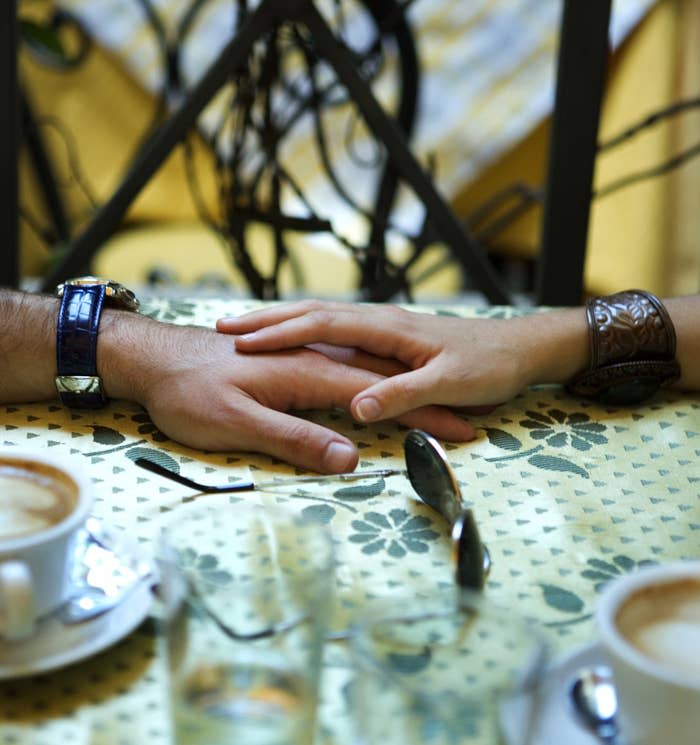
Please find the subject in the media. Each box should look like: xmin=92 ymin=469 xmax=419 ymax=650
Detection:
xmin=278 ymin=419 xmax=313 ymax=445
xmin=307 ymin=309 xmax=335 ymax=330
xmin=296 ymin=299 xmax=323 ymax=313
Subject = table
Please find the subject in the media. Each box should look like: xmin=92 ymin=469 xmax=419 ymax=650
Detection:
xmin=1 ymin=297 xmax=698 ymax=744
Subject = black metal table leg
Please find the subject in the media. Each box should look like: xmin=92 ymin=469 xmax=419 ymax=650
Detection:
xmin=40 ymin=0 xmax=509 ymax=303
xmin=536 ymin=0 xmax=612 ymax=306
xmin=1 ymin=0 xmax=19 ymax=288
xmin=40 ymin=0 xmax=285 ymax=291
xmin=300 ymin=3 xmax=510 ymax=304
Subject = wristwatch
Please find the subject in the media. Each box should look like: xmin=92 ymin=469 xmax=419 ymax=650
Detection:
xmin=566 ymin=289 xmax=680 ymax=405
xmin=55 ymin=277 xmax=140 ymax=408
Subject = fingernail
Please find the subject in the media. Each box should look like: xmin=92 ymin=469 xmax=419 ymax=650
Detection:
xmin=355 ymin=397 xmax=382 ymax=422
xmin=323 ymin=442 xmax=356 ymax=473
xmin=239 ymin=332 xmax=257 ymax=341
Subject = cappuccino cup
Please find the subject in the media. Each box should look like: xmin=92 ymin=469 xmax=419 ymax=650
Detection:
xmin=0 ymin=449 xmax=93 ymax=641
xmin=596 ymin=561 xmax=700 ymax=745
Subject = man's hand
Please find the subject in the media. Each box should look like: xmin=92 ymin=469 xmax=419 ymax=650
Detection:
xmin=100 ymin=313 xmax=475 ymax=472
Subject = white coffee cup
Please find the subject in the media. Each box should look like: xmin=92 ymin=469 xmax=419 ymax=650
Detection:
xmin=596 ymin=560 xmax=700 ymax=745
xmin=0 ymin=448 xmax=93 ymax=641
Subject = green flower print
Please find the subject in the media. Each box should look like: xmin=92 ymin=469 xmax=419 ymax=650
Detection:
xmin=521 ymin=409 xmax=607 ymax=451
xmin=140 ymin=298 xmax=197 ymax=323
xmin=175 ymin=547 xmax=232 ymax=586
xmin=581 ymin=555 xmax=656 ymax=593
xmin=349 ymin=509 xmax=439 ymax=557
xmin=542 ymin=555 xmax=657 ymax=632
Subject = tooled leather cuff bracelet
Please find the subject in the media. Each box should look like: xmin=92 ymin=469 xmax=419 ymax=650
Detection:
xmin=566 ymin=289 xmax=680 ymax=405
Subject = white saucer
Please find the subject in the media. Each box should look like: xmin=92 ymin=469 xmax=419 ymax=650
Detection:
xmin=501 ymin=640 xmax=613 ymax=745
xmin=0 ymin=526 xmax=155 ymax=680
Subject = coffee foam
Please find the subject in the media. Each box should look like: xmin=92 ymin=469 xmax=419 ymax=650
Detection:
xmin=616 ymin=579 xmax=700 ymax=679
xmin=0 ymin=462 xmax=78 ymax=540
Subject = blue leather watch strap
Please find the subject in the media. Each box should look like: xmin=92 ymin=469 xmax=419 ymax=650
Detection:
xmin=56 ymin=284 xmax=108 ymax=408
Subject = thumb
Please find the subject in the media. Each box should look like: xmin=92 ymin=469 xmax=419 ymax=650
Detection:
xmin=351 ymin=368 xmax=439 ymax=423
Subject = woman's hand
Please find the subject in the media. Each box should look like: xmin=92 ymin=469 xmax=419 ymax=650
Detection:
xmin=217 ymin=300 xmax=590 ymax=425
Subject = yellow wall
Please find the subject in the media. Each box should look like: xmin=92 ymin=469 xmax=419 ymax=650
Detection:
xmin=452 ymin=0 xmax=700 ymax=299
xmin=19 ymin=8 xmax=218 ymax=278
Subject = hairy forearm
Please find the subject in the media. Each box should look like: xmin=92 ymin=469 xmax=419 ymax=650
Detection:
xmin=0 ymin=288 xmax=161 ymax=405
xmin=0 ymin=290 xmax=58 ymax=402
xmin=97 ymin=309 xmax=214 ymax=405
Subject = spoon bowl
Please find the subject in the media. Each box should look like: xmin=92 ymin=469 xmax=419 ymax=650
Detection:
xmin=404 ymin=430 xmax=491 ymax=590
xmin=570 ymin=665 xmax=624 ymax=744
xmin=404 ymin=429 xmax=464 ymax=524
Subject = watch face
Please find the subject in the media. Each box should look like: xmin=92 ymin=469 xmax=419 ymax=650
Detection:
xmin=66 ymin=276 xmax=108 ymax=286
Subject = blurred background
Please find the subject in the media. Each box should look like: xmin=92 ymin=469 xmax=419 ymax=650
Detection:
xmin=12 ymin=0 xmax=700 ymax=304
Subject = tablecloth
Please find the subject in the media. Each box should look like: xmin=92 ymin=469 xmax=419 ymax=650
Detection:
xmin=0 ymin=297 xmax=698 ymax=744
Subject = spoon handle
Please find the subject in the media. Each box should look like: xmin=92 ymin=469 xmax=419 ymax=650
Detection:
xmin=596 ymin=724 xmax=626 ymax=745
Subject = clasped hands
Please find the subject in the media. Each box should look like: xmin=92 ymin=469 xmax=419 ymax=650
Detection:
xmin=204 ymin=300 xmax=581 ymax=472
xmin=123 ymin=299 xmax=589 ymax=473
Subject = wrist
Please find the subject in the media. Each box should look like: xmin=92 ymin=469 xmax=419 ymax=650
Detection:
xmin=97 ymin=310 xmax=158 ymax=405
xmin=518 ymin=308 xmax=590 ymax=386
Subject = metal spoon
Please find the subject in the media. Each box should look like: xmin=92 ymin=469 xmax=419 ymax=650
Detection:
xmin=134 ymin=457 xmax=400 ymax=494
xmin=404 ymin=429 xmax=464 ymax=523
xmin=570 ymin=666 xmax=626 ymax=744
xmin=451 ymin=510 xmax=491 ymax=591
xmin=403 ymin=429 xmax=491 ymax=589
xmin=59 ymin=518 xmax=156 ymax=625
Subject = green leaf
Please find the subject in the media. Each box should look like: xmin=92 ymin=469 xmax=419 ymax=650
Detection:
xmin=586 ymin=558 xmax=620 ymax=574
xmin=333 ymin=479 xmax=386 ymax=500
xmin=197 ymin=554 xmax=218 ymax=570
xmin=301 ymin=504 xmax=336 ymax=525
xmin=386 ymin=650 xmax=432 ymax=673
xmin=484 ymin=428 xmax=522 ymax=451
xmin=540 ymin=584 xmax=584 ymax=613
xmin=528 ymin=454 xmax=589 ymax=478
xmin=524 ymin=410 xmax=554 ymax=425
xmin=612 ymin=555 xmax=636 ymax=572
xmin=581 ymin=570 xmax=612 ymax=583
xmin=203 ymin=570 xmax=233 ymax=585
xmin=89 ymin=425 xmax=125 ymax=445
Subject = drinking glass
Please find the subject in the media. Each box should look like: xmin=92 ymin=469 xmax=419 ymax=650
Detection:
xmin=350 ymin=586 xmax=548 ymax=745
xmin=157 ymin=501 xmax=335 ymax=745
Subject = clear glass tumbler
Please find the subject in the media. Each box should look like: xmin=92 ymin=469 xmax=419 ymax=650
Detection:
xmin=158 ymin=501 xmax=335 ymax=745
xmin=350 ymin=586 xmax=548 ymax=745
